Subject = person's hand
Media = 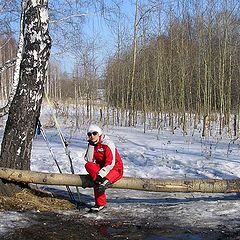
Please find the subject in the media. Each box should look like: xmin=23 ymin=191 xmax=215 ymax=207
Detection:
xmin=98 ymin=183 xmax=106 ymax=192
xmin=98 ymin=179 xmax=112 ymax=192
xmin=95 ymin=174 xmax=104 ymax=184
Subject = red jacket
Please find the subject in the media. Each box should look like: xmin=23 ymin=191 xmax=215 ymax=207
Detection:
xmin=85 ymin=135 xmax=123 ymax=179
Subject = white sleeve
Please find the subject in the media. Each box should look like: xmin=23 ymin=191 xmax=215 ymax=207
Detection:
xmin=98 ymin=140 xmax=116 ymax=178
xmin=84 ymin=144 xmax=94 ymax=162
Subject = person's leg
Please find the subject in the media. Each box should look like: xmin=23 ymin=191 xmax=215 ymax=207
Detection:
xmin=105 ymin=168 xmax=123 ymax=183
xmin=85 ymin=162 xmax=107 ymax=206
xmin=85 ymin=162 xmax=100 ymax=181
xmin=94 ymin=185 xmax=107 ymax=206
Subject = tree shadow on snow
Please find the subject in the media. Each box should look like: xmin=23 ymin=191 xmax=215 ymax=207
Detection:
xmin=39 ymin=186 xmax=240 ymax=207
xmin=107 ymin=192 xmax=240 ymax=205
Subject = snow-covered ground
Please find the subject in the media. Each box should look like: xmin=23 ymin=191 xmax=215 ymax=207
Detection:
xmin=1 ymin=109 xmax=240 ymax=238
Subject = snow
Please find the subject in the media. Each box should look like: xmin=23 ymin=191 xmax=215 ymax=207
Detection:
xmin=0 ymin=108 xmax=240 ymax=238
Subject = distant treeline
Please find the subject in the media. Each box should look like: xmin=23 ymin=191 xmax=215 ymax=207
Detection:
xmin=0 ymin=34 xmax=16 ymax=102
xmin=105 ymin=0 xmax=240 ymax=133
xmin=1 ymin=0 xmax=240 ymax=136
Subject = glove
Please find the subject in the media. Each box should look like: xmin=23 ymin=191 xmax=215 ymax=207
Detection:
xmin=98 ymin=179 xmax=112 ymax=193
xmin=95 ymin=174 xmax=104 ymax=184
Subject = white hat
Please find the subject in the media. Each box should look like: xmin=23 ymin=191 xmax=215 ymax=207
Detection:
xmin=87 ymin=124 xmax=102 ymax=136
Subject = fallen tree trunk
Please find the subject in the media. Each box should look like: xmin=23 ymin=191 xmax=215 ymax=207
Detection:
xmin=0 ymin=167 xmax=239 ymax=193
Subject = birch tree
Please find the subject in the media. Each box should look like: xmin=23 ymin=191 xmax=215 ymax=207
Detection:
xmin=0 ymin=0 xmax=51 ymax=171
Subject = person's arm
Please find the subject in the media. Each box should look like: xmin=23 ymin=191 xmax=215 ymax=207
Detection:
xmin=97 ymin=142 xmax=116 ymax=178
xmin=84 ymin=143 xmax=95 ymax=162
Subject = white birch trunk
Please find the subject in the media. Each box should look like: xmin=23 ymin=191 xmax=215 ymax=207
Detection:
xmin=0 ymin=0 xmax=51 ymax=169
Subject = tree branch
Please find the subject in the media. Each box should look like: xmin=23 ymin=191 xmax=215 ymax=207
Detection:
xmin=0 ymin=58 xmax=16 ymax=74
xmin=50 ymin=12 xmax=99 ymax=24
xmin=0 ymin=103 xmax=10 ymax=118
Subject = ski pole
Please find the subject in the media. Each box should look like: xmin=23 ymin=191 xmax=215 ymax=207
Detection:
xmin=44 ymin=93 xmax=82 ymax=203
xmin=39 ymin=122 xmax=76 ymax=203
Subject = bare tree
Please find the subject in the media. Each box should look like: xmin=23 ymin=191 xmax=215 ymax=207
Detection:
xmin=0 ymin=0 xmax=51 ymax=174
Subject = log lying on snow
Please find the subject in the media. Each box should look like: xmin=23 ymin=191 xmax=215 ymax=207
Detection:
xmin=0 ymin=167 xmax=240 ymax=193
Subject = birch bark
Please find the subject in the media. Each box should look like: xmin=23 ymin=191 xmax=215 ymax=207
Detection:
xmin=0 ymin=0 xmax=51 ymax=170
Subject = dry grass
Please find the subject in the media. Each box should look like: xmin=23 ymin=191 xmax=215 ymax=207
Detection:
xmin=0 ymin=188 xmax=75 ymax=212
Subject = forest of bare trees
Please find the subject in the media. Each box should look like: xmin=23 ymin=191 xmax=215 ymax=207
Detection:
xmin=105 ymin=0 xmax=240 ymax=135
xmin=0 ymin=34 xmax=16 ymax=104
xmin=0 ymin=0 xmax=239 ymax=136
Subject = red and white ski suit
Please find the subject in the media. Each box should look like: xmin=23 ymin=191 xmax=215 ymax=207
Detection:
xmin=85 ymin=135 xmax=123 ymax=206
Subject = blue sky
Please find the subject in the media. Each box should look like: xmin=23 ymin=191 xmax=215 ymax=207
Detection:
xmin=53 ymin=0 xmax=136 ymax=75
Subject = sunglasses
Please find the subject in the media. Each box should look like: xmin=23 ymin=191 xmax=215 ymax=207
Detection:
xmin=87 ymin=131 xmax=98 ymax=137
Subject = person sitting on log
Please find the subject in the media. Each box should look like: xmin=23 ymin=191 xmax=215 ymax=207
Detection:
xmin=84 ymin=124 xmax=124 ymax=212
